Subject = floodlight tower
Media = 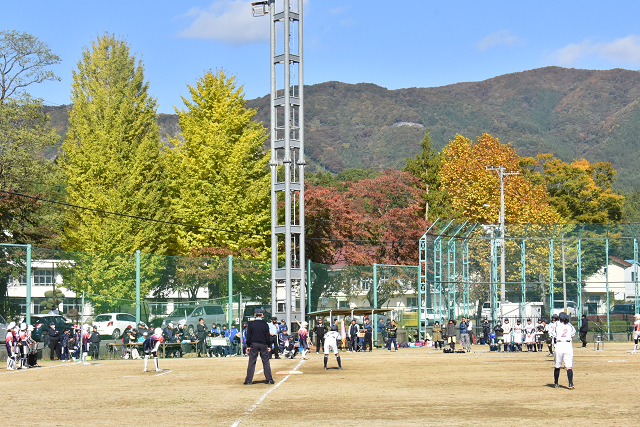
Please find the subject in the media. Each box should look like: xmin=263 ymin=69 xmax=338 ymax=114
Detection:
xmin=253 ymin=1 xmax=305 ymax=331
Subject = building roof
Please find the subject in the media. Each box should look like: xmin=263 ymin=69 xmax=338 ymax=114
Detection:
xmin=609 ymin=255 xmax=632 ymax=268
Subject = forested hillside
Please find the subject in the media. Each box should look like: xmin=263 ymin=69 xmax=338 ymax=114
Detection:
xmin=46 ymin=66 xmax=640 ymax=191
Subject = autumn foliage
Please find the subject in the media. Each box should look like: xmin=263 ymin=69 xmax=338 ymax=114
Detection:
xmin=439 ymin=133 xmax=560 ymax=224
xmin=305 ymin=170 xmax=426 ymax=266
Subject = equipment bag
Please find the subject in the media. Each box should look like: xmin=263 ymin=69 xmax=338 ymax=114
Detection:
xmin=27 ymin=350 xmax=40 ymax=367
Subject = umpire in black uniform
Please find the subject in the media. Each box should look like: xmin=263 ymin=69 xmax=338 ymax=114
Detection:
xmin=244 ymin=308 xmax=274 ymax=385
xmin=579 ymin=314 xmax=589 ymax=348
xmin=314 ymin=318 xmax=327 ymax=354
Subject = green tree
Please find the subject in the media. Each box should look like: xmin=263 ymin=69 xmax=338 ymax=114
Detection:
xmin=0 ymin=31 xmax=62 ymax=317
xmin=165 ymin=70 xmax=270 ymax=258
xmin=622 ymin=189 xmax=640 ymax=222
xmin=403 ymin=130 xmax=450 ymax=221
xmin=60 ymin=33 xmax=169 ymax=256
xmin=537 ymin=157 xmax=624 ymax=223
xmin=0 ymin=30 xmax=61 ymax=103
xmin=0 ymin=30 xmax=63 ymax=245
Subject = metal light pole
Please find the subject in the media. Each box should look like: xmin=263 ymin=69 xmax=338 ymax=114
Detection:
xmin=481 ymin=224 xmax=498 ymax=325
xmin=253 ymin=0 xmax=305 ymax=331
xmin=487 ymin=166 xmax=519 ymax=319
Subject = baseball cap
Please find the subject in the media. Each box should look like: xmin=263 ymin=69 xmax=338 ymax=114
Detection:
xmin=254 ymin=308 xmax=263 ymax=315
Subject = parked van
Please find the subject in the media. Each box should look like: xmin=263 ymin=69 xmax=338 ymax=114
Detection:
xmin=160 ymin=305 xmax=226 ymax=334
xmin=242 ymin=304 xmax=272 ymax=324
xmin=610 ymin=303 xmax=636 ymax=315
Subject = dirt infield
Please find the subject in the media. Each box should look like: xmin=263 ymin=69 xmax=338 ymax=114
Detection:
xmin=4 ymin=343 xmax=638 ymax=426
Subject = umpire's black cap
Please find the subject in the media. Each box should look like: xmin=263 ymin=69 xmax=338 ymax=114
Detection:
xmin=254 ymin=308 xmax=264 ymax=315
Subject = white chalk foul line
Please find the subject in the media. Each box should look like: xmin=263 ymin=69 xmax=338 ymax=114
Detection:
xmin=123 ymin=369 xmax=173 ymax=378
xmin=230 ymin=358 xmax=305 ymax=427
xmin=0 ymin=361 xmax=83 ymax=375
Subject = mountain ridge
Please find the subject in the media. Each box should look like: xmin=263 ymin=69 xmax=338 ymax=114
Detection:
xmin=44 ymin=66 xmax=640 ymax=191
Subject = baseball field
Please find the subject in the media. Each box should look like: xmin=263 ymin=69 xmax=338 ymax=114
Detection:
xmin=3 ymin=343 xmax=637 ymax=426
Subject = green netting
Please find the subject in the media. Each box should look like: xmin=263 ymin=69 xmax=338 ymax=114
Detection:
xmin=419 ymin=221 xmax=640 ymax=339
xmin=0 ymin=246 xmax=270 ymax=328
xmin=2 ymin=222 xmax=639 ymax=340
xmin=308 ymin=262 xmax=418 ymax=312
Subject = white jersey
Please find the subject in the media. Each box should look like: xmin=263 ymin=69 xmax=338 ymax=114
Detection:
xmin=324 ymin=330 xmax=340 ymax=343
xmin=502 ymin=322 xmax=512 ymax=335
xmin=323 ymin=330 xmax=341 ymax=354
xmin=552 ymin=321 xmax=576 ymax=368
xmin=512 ymin=323 xmax=523 ymax=343
xmin=633 ymin=320 xmax=640 ymax=339
xmin=552 ymin=322 xmax=575 ymax=341
xmin=524 ymin=323 xmax=535 ymax=343
xmin=548 ymin=321 xmax=557 ymax=339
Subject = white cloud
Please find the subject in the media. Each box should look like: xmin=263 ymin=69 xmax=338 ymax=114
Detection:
xmin=329 ymin=6 xmax=347 ymax=15
xmin=477 ymin=30 xmax=523 ymax=51
xmin=552 ymin=35 xmax=640 ymax=66
xmin=179 ymin=0 xmax=269 ymax=44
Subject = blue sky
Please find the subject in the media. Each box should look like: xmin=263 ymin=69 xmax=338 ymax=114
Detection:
xmin=3 ymin=0 xmax=640 ymax=114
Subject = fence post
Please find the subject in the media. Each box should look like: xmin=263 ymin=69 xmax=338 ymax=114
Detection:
xmin=605 ymin=224 xmax=610 ymax=339
xmin=577 ymin=238 xmax=582 ymax=315
xmin=307 ymin=259 xmax=311 ymax=314
xmin=26 ymin=244 xmax=32 ymax=325
xmin=635 ymin=238 xmax=638 ymax=316
xmin=136 ymin=250 xmax=141 ymax=326
xmin=373 ymin=263 xmax=377 ymax=344
xmin=549 ymin=238 xmax=554 ymax=319
xmin=228 ymin=255 xmax=233 ymax=328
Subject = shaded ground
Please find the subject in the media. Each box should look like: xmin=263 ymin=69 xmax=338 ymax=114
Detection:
xmin=4 ymin=343 xmax=638 ymax=426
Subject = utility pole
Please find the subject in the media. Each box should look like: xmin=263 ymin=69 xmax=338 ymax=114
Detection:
xmin=562 ymin=234 xmax=567 ymax=313
xmin=486 ymin=166 xmax=519 ymax=319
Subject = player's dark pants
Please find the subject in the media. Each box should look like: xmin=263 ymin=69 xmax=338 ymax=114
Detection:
xmin=579 ymin=331 xmax=587 ymax=347
xmin=315 ymin=334 xmax=324 ymax=353
xmin=49 ymin=339 xmax=59 ymax=361
xmin=363 ymin=332 xmax=372 ymax=351
xmin=89 ymin=343 xmax=100 ymax=359
xmin=270 ymin=335 xmax=279 ymax=358
xmin=349 ymin=335 xmax=358 ymax=351
xmin=388 ymin=337 xmax=397 ymax=350
xmin=196 ymin=338 xmax=205 ymax=355
xmin=244 ymin=343 xmax=273 ymax=383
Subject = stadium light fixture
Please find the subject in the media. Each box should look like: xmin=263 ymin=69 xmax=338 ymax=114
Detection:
xmin=252 ymin=1 xmax=269 ymax=17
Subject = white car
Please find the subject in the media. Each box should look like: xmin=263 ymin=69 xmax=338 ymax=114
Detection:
xmin=93 ymin=313 xmax=137 ymax=339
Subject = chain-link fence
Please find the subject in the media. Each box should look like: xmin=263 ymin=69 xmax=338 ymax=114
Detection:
xmin=0 ymin=245 xmax=269 ymax=331
xmin=2 ymin=221 xmax=640 ymax=341
xmin=419 ymin=221 xmax=640 ymax=340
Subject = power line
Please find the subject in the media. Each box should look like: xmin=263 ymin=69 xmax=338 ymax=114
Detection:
xmin=0 ymin=189 xmax=266 ymax=237
xmin=0 ymin=189 xmax=419 ymax=245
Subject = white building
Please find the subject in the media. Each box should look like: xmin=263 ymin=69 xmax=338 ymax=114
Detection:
xmin=5 ymin=258 xmax=212 ymax=317
xmin=583 ymin=256 xmax=638 ymax=314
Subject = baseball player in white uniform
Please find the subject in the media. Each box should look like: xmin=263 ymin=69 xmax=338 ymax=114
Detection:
xmin=502 ymin=319 xmax=512 ymax=352
xmin=524 ymin=319 xmax=535 ymax=352
xmin=552 ymin=312 xmax=576 ymax=389
xmin=546 ymin=314 xmax=559 ymax=356
xmin=323 ymin=325 xmax=342 ymax=370
xmin=633 ymin=314 xmax=640 ymax=353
